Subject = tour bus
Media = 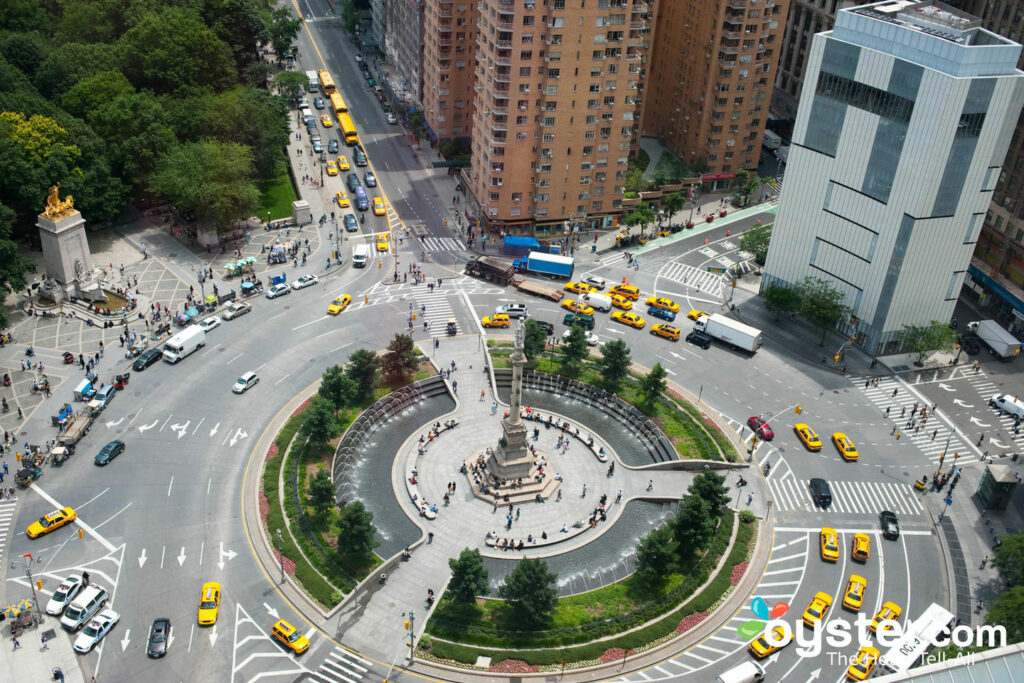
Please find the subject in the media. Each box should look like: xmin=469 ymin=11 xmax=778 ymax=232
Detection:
xmin=330 ymin=92 xmax=348 ymax=116
xmin=317 ymin=69 xmax=336 ymax=95
xmin=339 ymin=113 xmax=359 ymax=146
xmin=305 ymin=70 xmax=318 ymax=92
xmin=878 ymin=602 xmax=955 ymax=674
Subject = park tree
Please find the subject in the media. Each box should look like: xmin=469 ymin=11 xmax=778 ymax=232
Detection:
xmin=300 ymin=395 xmax=340 ymax=444
xmin=992 ymin=531 xmax=1024 ymax=587
xmin=382 ymin=334 xmax=418 ymax=385
xmin=307 ymin=469 xmax=336 ymax=517
xmin=336 ymin=501 xmax=379 ymax=564
xmin=523 ymin=319 xmax=548 ymax=360
xmin=561 ymin=324 xmax=590 ymax=367
xmin=345 ymin=349 xmax=380 ymax=402
xmin=634 ymin=525 xmax=677 ymax=590
xmin=762 ymin=281 xmax=800 ymax=320
xmin=624 ymin=205 xmax=656 ymax=236
xmin=498 ymin=558 xmax=558 ymax=624
xmin=274 ymin=70 xmax=309 ymax=103
xmin=987 ymin=585 xmax=1024 ymax=644
xmin=448 ymin=548 xmax=489 ymax=604
xmin=639 ymin=363 xmax=668 ymax=411
xmin=740 ymin=224 xmax=773 ymax=265
xmin=0 ymin=205 xmax=32 ymax=329
xmin=320 ymin=365 xmax=358 ymax=410
xmin=598 ymin=339 xmax=631 ymax=390
xmin=268 ymin=7 xmax=303 ymax=59
xmin=901 ymin=321 xmax=959 ymax=364
xmin=672 ymin=495 xmax=716 ymax=561
xmin=206 ymin=87 xmax=290 ymax=177
xmin=798 ymin=276 xmax=852 ymax=345
xmin=662 ymin=191 xmax=685 ymax=228
xmin=688 ymin=471 xmax=730 ymax=515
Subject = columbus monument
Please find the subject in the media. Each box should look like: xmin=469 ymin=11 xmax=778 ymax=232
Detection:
xmin=36 ymin=183 xmax=106 ymax=303
xmin=484 ymin=319 xmax=535 ymax=480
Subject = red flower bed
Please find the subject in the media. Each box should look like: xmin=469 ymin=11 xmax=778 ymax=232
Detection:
xmin=489 ymin=659 xmax=539 ymax=674
xmin=731 ymin=561 xmax=749 ymax=586
xmin=600 ymin=647 xmax=636 ymax=663
xmin=266 ymin=442 xmax=278 ymax=460
xmin=274 ymin=549 xmax=296 ymax=575
xmin=259 ymin=491 xmax=269 ymax=522
xmin=291 ymin=397 xmax=312 ymax=418
xmin=676 ymin=611 xmax=709 ymax=634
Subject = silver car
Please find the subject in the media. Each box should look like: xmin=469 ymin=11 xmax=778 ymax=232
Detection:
xmin=266 ymin=283 xmax=291 ymax=299
xmin=291 ymin=274 xmax=318 ymax=290
xmin=233 ymin=371 xmax=259 ymax=394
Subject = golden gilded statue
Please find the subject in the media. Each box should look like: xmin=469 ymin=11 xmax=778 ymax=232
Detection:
xmin=42 ymin=183 xmax=76 ymax=219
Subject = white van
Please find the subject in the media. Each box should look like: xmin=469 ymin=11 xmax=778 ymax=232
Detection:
xmin=163 ymin=325 xmax=206 ymax=363
xmin=352 ymin=244 xmax=370 ymax=268
xmin=61 ymin=585 xmax=108 ymax=631
xmin=584 ymin=292 xmax=612 ymax=312
xmin=990 ymin=394 xmax=1024 ymax=419
xmin=715 ymin=661 xmax=765 ymax=683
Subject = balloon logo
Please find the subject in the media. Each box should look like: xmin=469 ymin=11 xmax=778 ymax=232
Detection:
xmin=737 ymin=619 xmax=765 ymax=640
xmin=771 ymin=602 xmax=789 ymax=618
xmin=740 ymin=598 xmax=790 ymax=640
xmin=751 ymin=597 xmax=770 ymax=620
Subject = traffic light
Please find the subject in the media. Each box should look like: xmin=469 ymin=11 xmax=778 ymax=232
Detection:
xmin=794 ymin=405 xmax=802 ymax=415
xmin=78 ymin=529 xmax=84 ymax=539
xmin=833 ymin=354 xmax=840 ymax=363
xmin=404 ymin=620 xmax=410 ymax=631
xmin=36 ymin=580 xmax=42 ymax=590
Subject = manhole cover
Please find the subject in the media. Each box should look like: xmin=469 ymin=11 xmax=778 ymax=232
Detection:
xmin=168 ymin=252 xmax=178 ymax=258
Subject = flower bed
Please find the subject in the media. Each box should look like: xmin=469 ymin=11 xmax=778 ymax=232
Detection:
xmin=489 ymin=659 xmax=540 ymax=674
xmin=676 ymin=611 xmax=709 ymax=634
xmin=731 ymin=561 xmax=749 ymax=586
xmin=600 ymin=647 xmax=635 ymax=663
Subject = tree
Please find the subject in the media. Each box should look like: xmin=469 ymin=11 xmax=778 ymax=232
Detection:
xmin=734 ymin=169 xmax=759 ymax=206
xmin=901 ymin=321 xmax=959 ymax=364
xmin=624 ymin=205 xmax=655 ymax=236
xmin=523 ymin=319 xmax=548 ymax=360
xmin=0 ymin=205 xmax=31 ymax=329
xmin=598 ymin=339 xmax=631 ymax=390
xmin=307 ymin=469 xmax=336 ymax=517
xmin=267 ymin=7 xmax=303 ymax=59
xmin=336 ymin=501 xmax=379 ymax=563
xmin=762 ymin=281 xmax=800 ymax=321
xmin=662 ymin=192 xmax=685 ymax=229
xmin=672 ymin=495 xmax=716 ymax=560
xmin=992 ymin=531 xmax=1024 ymax=587
xmin=345 ymin=349 xmax=380 ymax=403
xmin=560 ymin=324 xmax=590 ymax=367
xmin=798 ymin=276 xmax=852 ymax=345
xmin=634 ymin=525 xmax=677 ymax=589
xmin=688 ymin=471 xmax=730 ymax=514
xmin=319 ymin=365 xmax=357 ymax=410
xmin=498 ymin=557 xmax=558 ymax=624
xmin=300 ymin=395 xmax=339 ymax=444
xmin=205 ymin=87 xmax=290 ymax=177
xmin=740 ymin=224 xmax=772 ymax=265
xmin=987 ymin=586 xmax=1024 ymax=644
xmin=274 ymin=70 xmax=308 ymax=103
xmin=758 ymin=175 xmax=775 ymax=202
xmin=448 ymin=548 xmax=489 ymax=604
xmin=639 ymin=363 xmax=668 ymax=410
xmin=382 ymin=333 xmax=418 ymax=385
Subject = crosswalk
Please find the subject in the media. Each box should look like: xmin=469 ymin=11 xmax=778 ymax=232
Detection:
xmin=307 ymin=646 xmax=371 ymax=683
xmin=657 ymin=261 xmax=725 ymax=296
xmin=0 ymin=500 xmax=15 ymax=563
xmin=769 ymin=476 xmax=923 ymax=515
xmin=963 ymin=371 xmax=1024 ymax=444
xmin=420 ymin=236 xmax=467 ymax=254
xmin=413 ymin=289 xmax=462 ymax=337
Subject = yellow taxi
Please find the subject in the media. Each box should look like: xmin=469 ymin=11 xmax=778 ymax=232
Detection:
xmin=611 ymin=295 xmax=633 ymax=310
xmin=271 ymin=619 xmax=310 ymax=654
xmin=26 ymin=507 xmax=77 ymax=539
xmin=338 ymin=155 xmax=350 ymax=171
xmin=376 ymin=232 xmax=389 ymax=252
xmin=482 ymin=313 xmax=510 ymax=328
xmin=327 ymin=294 xmax=351 ymax=315
xmin=561 ymin=299 xmax=595 ymax=316
xmin=802 ymin=591 xmax=833 ymax=627
xmin=869 ymin=601 xmax=902 ymax=634
xmin=611 ymin=310 xmax=646 ymax=329
xmin=325 ymin=159 xmax=338 ymax=176
xmin=842 ymin=574 xmax=867 ymax=611
xmin=748 ymin=624 xmax=792 ymax=658
xmin=373 ymin=197 xmax=386 ymax=216
xmin=320 ymin=114 xmax=333 ymax=127
xmin=334 ymin=190 xmax=350 ymax=208
xmin=650 ymin=323 xmax=680 ymax=341
xmin=794 ymin=423 xmax=822 ymax=451
xmin=609 ymin=284 xmax=639 ymax=300
xmin=820 ymin=527 xmax=839 ymax=562
xmin=197 ymin=582 xmax=221 ymax=625
xmin=832 ymin=433 xmax=859 ymax=461
xmin=851 ymin=533 xmax=870 ymax=562
xmin=687 ymin=309 xmax=708 ymax=321
xmin=845 ymin=645 xmax=880 ymax=681
xmin=564 ymin=281 xmax=595 ymax=295
xmin=645 ymin=296 xmax=680 ymax=313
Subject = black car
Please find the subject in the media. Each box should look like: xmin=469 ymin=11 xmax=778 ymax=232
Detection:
xmin=685 ymin=330 xmax=713 ymax=349
xmin=327 ymin=139 xmax=339 ymax=154
xmin=534 ymin=320 xmax=554 ymax=335
xmin=880 ymin=510 xmax=900 ymax=540
xmin=347 ymin=173 xmax=362 ymax=192
xmin=809 ymin=478 xmax=832 ymax=507
xmin=133 ymin=348 xmax=162 ymax=371
xmin=94 ymin=439 xmax=126 ymax=466
xmin=313 ymin=97 xmax=325 ymax=110
xmin=147 ymin=617 xmax=171 ymax=658
xmin=354 ymin=145 xmax=367 ymax=166
xmin=343 ymin=214 xmax=359 ymax=232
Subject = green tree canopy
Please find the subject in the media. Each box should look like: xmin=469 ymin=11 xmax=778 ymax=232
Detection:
xmin=987 ymin=585 xmax=1024 ymax=644
xmin=336 ymin=501 xmax=379 ymax=563
xmin=0 ymin=205 xmax=32 ymax=328
xmin=661 ymin=192 xmax=685 ymax=227
xmin=299 ymin=395 xmax=339 ymax=444
xmin=523 ymin=319 xmax=548 ymax=360
xmin=639 ymin=363 xmax=668 ymax=410
xmin=688 ymin=471 xmax=730 ymax=514
xmin=993 ymin=531 xmax=1024 ymax=587
xmin=205 ymin=87 xmax=289 ymax=177
xmin=762 ymin=281 xmax=800 ymax=320
xmin=307 ymin=469 xmax=336 ymax=517
xmin=320 ymin=365 xmax=358 ymax=410
xmin=448 ymin=548 xmax=489 ymax=604
xmin=901 ymin=321 xmax=959 ymax=363
xmin=498 ymin=557 xmax=558 ymax=624
xmin=634 ymin=525 xmax=677 ymax=590
xmin=346 ymin=349 xmax=380 ymax=402
xmin=382 ymin=334 xmax=418 ymax=385
xmin=560 ymin=324 xmax=590 ymax=367
xmin=268 ymin=8 xmax=303 ymax=58
xmin=624 ymin=205 xmax=655 ymax=234
xmin=672 ymin=495 xmax=716 ymax=561
xmin=798 ymin=276 xmax=852 ymax=345
xmin=598 ymin=339 xmax=631 ymax=390
xmin=740 ymin=224 xmax=772 ymax=265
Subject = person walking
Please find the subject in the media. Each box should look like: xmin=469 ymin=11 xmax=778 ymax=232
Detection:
xmin=647 ymin=479 xmax=654 ymax=492
xmin=12 ymin=636 xmax=19 ymax=650
xmin=747 ymin=492 xmax=754 ymax=505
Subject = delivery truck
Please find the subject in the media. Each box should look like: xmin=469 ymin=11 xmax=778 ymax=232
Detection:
xmin=162 ymin=326 xmax=206 ymax=363
xmin=512 ymin=252 xmax=574 ymax=280
xmin=693 ymin=314 xmax=763 ymax=353
xmin=967 ymin=320 xmax=1020 ymax=360
xmin=352 ymin=244 xmax=370 ymax=268
xmin=762 ymin=129 xmax=782 ymax=150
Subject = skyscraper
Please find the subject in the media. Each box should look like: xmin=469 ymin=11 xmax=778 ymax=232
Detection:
xmin=422 ymin=0 xmax=480 ymax=143
xmin=762 ymin=1 xmax=1024 ymax=355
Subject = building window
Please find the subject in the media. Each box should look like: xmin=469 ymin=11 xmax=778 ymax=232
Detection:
xmin=520 ymin=66 xmax=532 ymax=77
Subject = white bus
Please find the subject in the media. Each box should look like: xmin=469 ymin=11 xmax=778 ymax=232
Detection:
xmin=878 ymin=602 xmax=955 ymax=674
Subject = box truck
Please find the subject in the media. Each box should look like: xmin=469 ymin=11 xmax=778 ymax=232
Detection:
xmin=352 ymin=244 xmax=370 ymax=268
xmin=583 ymin=292 xmax=612 ymax=312
xmin=162 ymin=326 xmax=206 ymax=363
xmin=762 ymin=129 xmax=782 ymax=150
xmin=512 ymin=252 xmax=574 ymax=279
xmin=967 ymin=320 xmax=1020 ymax=360
xmin=693 ymin=314 xmax=763 ymax=353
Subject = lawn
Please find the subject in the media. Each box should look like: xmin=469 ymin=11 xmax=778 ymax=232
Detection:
xmin=257 ymin=156 xmax=298 ymax=221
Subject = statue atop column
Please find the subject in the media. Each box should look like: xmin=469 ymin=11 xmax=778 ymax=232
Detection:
xmin=486 ymin=318 xmax=533 ymax=479
xmin=36 ymin=182 xmax=105 ymax=303
xmin=42 ymin=183 xmax=77 ymax=220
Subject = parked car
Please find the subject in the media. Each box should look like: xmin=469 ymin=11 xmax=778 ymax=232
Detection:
xmin=534 ymin=320 xmax=554 ymax=335
xmin=132 ymin=348 xmax=162 ymax=371
xmin=46 ymin=576 xmax=83 ymax=616
xmin=312 ymin=140 xmax=323 ymax=154
xmin=291 ymin=274 xmax=318 ymax=290
xmin=266 ymin=283 xmax=291 ymax=299
xmin=385 ymin=112 xmax=397 ymax=124
xmin=73 ymin=608 xmax=119 ymax=653
xmin=223 ymin=302 xmax=251 ymax=320
xmin=198 ymin=316 xmax=221 ymax=332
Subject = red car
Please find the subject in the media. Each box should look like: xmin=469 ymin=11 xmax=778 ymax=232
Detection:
xmin=747 ymin=416 xmax=774 ymax=440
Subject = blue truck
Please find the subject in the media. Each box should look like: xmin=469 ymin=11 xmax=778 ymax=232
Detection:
xmin=512 ymin=252 xmax=574 ymax=280
xmin=503 ymin=236 xmax=562 ymax=257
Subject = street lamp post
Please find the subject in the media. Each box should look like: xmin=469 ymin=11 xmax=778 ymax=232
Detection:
xmin=22 ymin=554 xmax=43 ymax=618
xmin=942 ymin=428 xmax=956 ymax=458
xmin=275 ymin=528 xmax=285 ymax=583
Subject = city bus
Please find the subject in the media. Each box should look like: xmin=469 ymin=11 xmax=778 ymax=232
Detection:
xmin=339 ymin=113 xmax=359 ymax=146
xmin=329 ymin=92 xmax=348 ymax=115
xmin=318 ymin=69 xmax=336 ymax=95
xmin=305 ymin=70 xmax=318 ymax=92
xmin=878 ymin=602 xmax=955 ymax=674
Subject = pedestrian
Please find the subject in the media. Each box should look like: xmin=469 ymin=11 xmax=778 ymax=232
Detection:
xmin=647 ymin=479 xmax=653 ymax=492
xmin=747 ymin=492 xmax=753 ymax=505
xmin=480 ymin=390 xmax=485 ymax=401
xmin=884 ymin=406 xmax=890 ymax=417
xmin=12 ymin=636 xmax=19 ymax=650
xmin=41 ymin=634 xmax=48 ymax=650
xmin=428 ymin=532 xmax=434 ymax=543
xmin=19 ymin=360 xmax=24 ymax=372
xmin=17 ymin=408 xmax=22 ymax=420
xmin=616 ymin=489 xmax=623 ymax=503
xmin=450 ymin=360 xmax=456 ymax=372
xmin=901 ymin=407 xmax=906 ymax=418
xmin=557 ymin=489 xmax=562 ymax=501
xmin=865 ymin=379 xmax=870 ymax=389
xmin=452 ymin=379 xmax=458 ymax=394
xmin=978 ymin=433 xmax=985 ymax=446
xmin=932 ymin=430 xmax=938 ymax=440
xmin=515 ymin=508 xmax=520 ymax=520
xmin=581 ymin=484 xmax=587 ymax=497
xmin=893 ymin=388 xmax=898 ymax=397
xmin=891 ymin=425 xmax=897 ymax=435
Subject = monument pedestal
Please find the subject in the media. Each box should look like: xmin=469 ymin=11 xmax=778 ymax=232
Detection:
xmin=36 ymin=208 xmax=106 ymax=304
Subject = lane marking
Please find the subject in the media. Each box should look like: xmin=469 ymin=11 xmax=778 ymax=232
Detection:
xmin=29 ymin=485 xmax=116 ymax=553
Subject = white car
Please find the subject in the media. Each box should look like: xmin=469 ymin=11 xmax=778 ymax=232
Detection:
xmin=583 ymin=276 xmax=607 ymax=290
xmin=291 ymin=274 xmax=319 ymax=290
xmin=495 ymin=303 xmax=528 ymax=318
xmin=385 ymin=112 xmax=397 ymax=124
xmin=222 ymin=301 xmax=251 ymax=319
xmin=563 ymin=329 xmax=599 ymax=346
xmin=233 ymin=371 xmax=259 ymax=394
xmin=198 ymin=316 xmax=221 ymax=332
xmin=46 ymin=575 xmax=82 ymax=616
xmin=266 ymin=283 xmax=291 ymax=299
xmin=73 ymin=608 xmax=119 ymax=653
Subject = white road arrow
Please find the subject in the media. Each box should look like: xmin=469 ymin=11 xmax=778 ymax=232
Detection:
xmin=264 ymin=603 xmax=280 ymax=620
xmin=177 ymin=547 xmax=187 ymax=567
xmin=970 ymin=417 xmax=990 ymax=427
xmin=138 ymin=548 xmax=148 ymax=568
xmin=217 ymin=542 xmax=237 ymax=570
xmin=670 ymin=352 xmax=684 ymax=359
xmin=938 ymin=383 xmax=956 ymax=392
xmin=954 ymin=399 xmax=975 ymax=408
xmin=806 ymin=669 xmax=821 ymax=681
xmin=138 ymin=419 xmax=159 ymax=434
xmin=208 ymin=624 xmax=218 ymax=647
xmin=167 ymin=629 xmax=174 ymax=652
xmin=229 ymin=428 xmax=248 ymax=447
xmin=106 ymin=417 xmax=125 ymax=428
xmin=209 ymin=422 xmax=220 ymax=437
xmin=120 ymin=629 xmax=130 ymax=652
xmin=991 ymin=439 xmax=1009 ymax=449
xmin=170 ymin=421 xmax=190 ymax=440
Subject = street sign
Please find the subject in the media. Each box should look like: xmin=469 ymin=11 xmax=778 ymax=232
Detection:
xmin=707 ymin=267 xmax=726 ymax=274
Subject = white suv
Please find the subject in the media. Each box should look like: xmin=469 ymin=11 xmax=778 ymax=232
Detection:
xmin=496 ymin=303 xmax=528 ymax=318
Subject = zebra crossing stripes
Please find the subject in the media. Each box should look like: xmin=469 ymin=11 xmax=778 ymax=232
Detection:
xmin=769 ymin=478 xmax=923 ymax=515
xmin=0 ymin=501 xmax=15 ymax=561
xmin=657 ymin=262 xmax=723 ymax=295
xmin=308 ymin=647 xmax=371 ymax=683
xmin=413 ymin=290 xmax=460 ymax=337
xmin=420 ymin=236 xmax=467 ymax=254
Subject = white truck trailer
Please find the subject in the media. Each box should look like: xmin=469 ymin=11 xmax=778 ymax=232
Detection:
xmin=693 ymin=314 xmax=763 ymax=353
xmin=968 ymin=320 xmax=1020 ymax=359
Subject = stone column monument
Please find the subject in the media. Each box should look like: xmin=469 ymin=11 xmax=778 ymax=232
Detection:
xmin=485 ymin=319 xmax=534 ymax=479
xmin=35 ymin=184 xmax=106 ymax=303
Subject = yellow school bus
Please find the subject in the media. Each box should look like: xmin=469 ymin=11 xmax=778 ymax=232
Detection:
xmin=339 ymin=113 xmax=359 ymax=146
xmin=317 ymin=69 xmax=336 ymax=95
xmin=330 ymin=92 xmax=348 ymax=115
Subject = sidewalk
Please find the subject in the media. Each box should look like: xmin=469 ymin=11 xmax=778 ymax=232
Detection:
xmin=0 ymin=621 xmax=87 ymax=683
